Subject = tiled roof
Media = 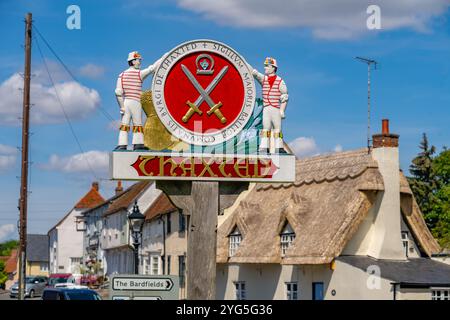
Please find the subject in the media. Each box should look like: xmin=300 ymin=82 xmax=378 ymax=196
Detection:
xmin=5 ymin=249 xmax=18 ymax=273
xmin=338 ymin=256 xmax=450 ymax=286
xmin=144 ymin=192 xmax=178 ymax=221
xmin=74 ymin=182 xmax=105 ymax=209
xmin=103 ymin=181 xmax=152 ymax=217
xmin=27 ymin=234 xmax=49 ymax=262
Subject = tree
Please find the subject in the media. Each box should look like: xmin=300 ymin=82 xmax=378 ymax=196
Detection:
xmin=408 ymin=133 xmax=438 ymax=228
xmin=408 ymin=134 xmax=450 ymax=248
xmin=0 ymin=261 xmax=7 ymax=289
xmin=0 ymin=240 xmax=19 ymax=256
xmin=429 ymin=150 xmax=450 ymax=248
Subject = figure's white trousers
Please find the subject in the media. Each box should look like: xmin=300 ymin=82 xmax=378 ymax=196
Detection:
xmin=260 ymin=106 xmax=283 ymax=150
xmin=118 ymin=98 xmax=144 ymax=146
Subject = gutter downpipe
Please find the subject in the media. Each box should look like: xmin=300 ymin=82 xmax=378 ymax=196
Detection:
xmin=391 ymin=282 xmax=398 ymax=300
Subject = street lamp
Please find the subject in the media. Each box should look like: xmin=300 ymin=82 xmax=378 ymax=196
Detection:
xmin=128 ymin=201 xmax=145 ymax=274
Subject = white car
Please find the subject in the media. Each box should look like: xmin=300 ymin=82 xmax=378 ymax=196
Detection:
xmin=54 ymin=283 xmax=89 ymax=289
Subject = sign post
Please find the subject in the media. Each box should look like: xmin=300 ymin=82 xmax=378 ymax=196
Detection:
xmin=110 ymin=39 xmax=295 ymax=299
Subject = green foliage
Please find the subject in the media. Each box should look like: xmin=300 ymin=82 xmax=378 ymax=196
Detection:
xmin=408 ymin=134 xmax=450 ymax=248
xmin=0 ymin=240 xmax=19 ymax=257
xmin=0 ymin=261 xmax=7 ymax=288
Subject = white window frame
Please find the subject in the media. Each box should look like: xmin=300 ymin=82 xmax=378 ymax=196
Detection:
xmin=280 ymin=223 xmax=295 ymax=256
xmin=285 ymin=282 xmax=298 ymax=300
xmin=234 ymin=281 xmax=246 ymax=300
xmin=40 ymin=262 xmax=49 ymax=272
xmin=431 ymin=289 xmax=450 ymax=300
xmin=150 ymin=254 xmax=160 ymax=275
xmin=229 ymin=227 xmax=242 ymax=257
xmin=401 ymin=231 xmax=409 ymax=257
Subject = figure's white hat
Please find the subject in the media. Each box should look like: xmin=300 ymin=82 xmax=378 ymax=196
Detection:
xmin=127 ymin=51 xmax=142 ymax=62
xmin=264 ymin=57 xmax=278 ymax=68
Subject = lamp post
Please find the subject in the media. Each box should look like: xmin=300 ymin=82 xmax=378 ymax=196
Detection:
xmin=128 ymin=201 xmax=145 ymax=275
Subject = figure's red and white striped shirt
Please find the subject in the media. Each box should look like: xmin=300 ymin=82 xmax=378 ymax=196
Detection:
xmin=119 ymin=68 xmax=142 ymax=101
xmin=262 ymin=75 xmax=282 ymax=108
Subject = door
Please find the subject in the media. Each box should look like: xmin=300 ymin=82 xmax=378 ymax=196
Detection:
xmin=312 ymin=282 xmax=324 ymax=300
xmin=37 ymin=278 xmax=46 ymax=295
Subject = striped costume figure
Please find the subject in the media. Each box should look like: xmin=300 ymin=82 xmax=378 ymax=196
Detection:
xmin=114 ymin=51 xmax=163 ymax=151
xmin=252 ymin=57 xmax=289 ymax=153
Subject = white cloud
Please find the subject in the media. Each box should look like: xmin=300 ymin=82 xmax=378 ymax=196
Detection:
xmin=79 ymin=64 xmax=106 ymax=79
xmin=0 ymin=144 xmax=18 ymax=172
xmin=288 ymin=136 xmax=320 ymax=158
xmin=176 ymin=0 xmax=450 ymax=39
xmin=0 ymin=224 xmax=15 ymax=242
xmin=0 ymin=63 xmax=101 ymax=125
xmin=41 ymin=150 xmax=109 ymax=175
xmin=334 ymin=144 xmax=343 ymax=152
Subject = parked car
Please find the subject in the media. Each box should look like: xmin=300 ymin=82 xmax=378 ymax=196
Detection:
xmin=41 ymin=287 xmax=102 ymax=300
xmin=9 ymin=276 xmax=48 ymax=298
xmin=47 ymin=273 xmax=75 ymax=288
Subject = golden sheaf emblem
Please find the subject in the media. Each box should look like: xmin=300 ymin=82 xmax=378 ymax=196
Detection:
xmin=141 ymin=90 xmax=188 ymax=151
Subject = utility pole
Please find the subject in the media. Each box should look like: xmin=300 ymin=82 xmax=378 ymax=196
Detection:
xmin=18 ymin=12 xmax=32 ymax=301
xmin=355 ymin=56 xmax=377 ymax=153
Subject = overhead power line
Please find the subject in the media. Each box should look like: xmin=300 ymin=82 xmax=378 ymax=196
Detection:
xmin=34 ymin=33 xmax=100 ymax=181
xmin=33 ymin=25 xmax=115 ymax=122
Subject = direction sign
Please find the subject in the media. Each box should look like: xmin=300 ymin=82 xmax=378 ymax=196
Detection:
xmin=113 ymin=276 xmax=174 ymax=291
xmin=109 ymin=274 xmax=179 ymax=300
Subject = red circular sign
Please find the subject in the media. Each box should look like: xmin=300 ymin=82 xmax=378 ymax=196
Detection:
xmin=164 ymin=52 xmax=244 ymax=133
xmin=152 ymin=40 xmax=256 ymax=146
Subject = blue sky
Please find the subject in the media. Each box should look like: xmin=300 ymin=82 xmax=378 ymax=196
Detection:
xmin=0 ymin=0 xmax=449 ymax=238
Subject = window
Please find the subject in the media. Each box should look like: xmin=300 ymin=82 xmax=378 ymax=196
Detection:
xmin=286 ymin=282 xmax=298 ymax=300
xmin=432 ymin=289 xmax=450 ymax=300
xmin=229 ymin=227 xmax=242 ymax=257
xmin=151 ymin=255 xmax=160 ymax=275
xmin=144 ymin=256 xmax=150 ymax=275
xmin=235 ymin=281 xmax=246 ymax=300
xmin=179 ymin=211 xmax=186 ymax=232
xmin=167 ymin=256 xmax=171 ymax=275
xmin=401 ymin=231 xmax=409 ymax=257
xmin=178 ymin=255 xmax=186 ymax=287
xmin=167 ymin=213 xmax=172 ymax=234
xmin=40 ymin=262 xmax=49 ymax=272
xmin=70 ymin=257 xmax=82 ymax=273
xmin=280 ymin=223 xmax=295 ymax=256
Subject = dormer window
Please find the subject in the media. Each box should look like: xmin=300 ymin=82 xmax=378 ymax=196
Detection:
xmin=280 ymin=222 xmax=295 ymax=256
xmin=229 ymin=226 xmax=242 ymax=257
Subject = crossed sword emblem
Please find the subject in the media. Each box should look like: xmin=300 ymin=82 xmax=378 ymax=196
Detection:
xmin=181 ymin=64 xmax=228 ymax=124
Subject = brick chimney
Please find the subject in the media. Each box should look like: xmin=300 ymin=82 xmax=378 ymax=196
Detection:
xmin=115 ymin=181 xmax=123 ymax=195
xmin=372 ymin=119 xmax=399 ymax=148
xmin=92 ymin=181 xmax=99 ymax=191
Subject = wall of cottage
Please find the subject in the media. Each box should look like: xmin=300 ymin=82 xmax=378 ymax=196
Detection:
xmin=396 ymin=288 xmax=432 ymax=300
xmin=216 ymin=260 xmax=404 ymax=300
xmin=50 ymin=208 xmax=84 ymax=273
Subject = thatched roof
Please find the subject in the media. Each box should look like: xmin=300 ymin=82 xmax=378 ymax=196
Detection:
xmin=217 ymin=148 xmax=440 ymax=264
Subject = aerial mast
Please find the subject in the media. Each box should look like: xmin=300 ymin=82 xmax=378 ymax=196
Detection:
xmin=355 ymin=56 xmax=378 ymax=153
